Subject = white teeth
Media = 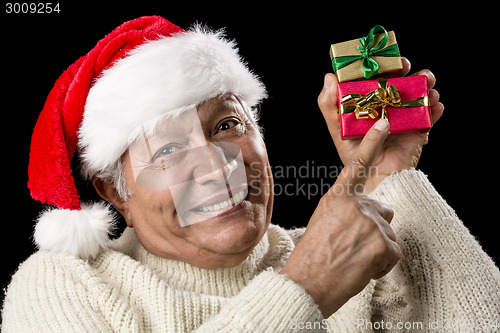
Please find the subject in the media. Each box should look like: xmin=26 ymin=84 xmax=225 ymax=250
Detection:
xmin=199 ymin=190 xmax=246 ymax=212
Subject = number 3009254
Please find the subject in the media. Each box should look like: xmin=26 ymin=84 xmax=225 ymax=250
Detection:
xmin=5 ymin=3 xmax=60 ymax=14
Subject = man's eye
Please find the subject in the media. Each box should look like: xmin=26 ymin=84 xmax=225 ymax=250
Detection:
xmin=217 ymin=120 xmax=237 ymax=132
xmin=152 ymin=145 xmax=178 ymax=161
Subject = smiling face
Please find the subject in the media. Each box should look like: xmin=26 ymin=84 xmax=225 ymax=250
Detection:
xmin=109 ymin=94 xmax=273 ymax=269
xmin=129 ymin=106 xmax=251 ymax=228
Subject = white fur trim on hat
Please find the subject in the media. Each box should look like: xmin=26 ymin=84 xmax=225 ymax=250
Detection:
xmin=34 ymin=202 xmax=116 ymax=259
xmin=79 ymin=26 xmax=266 ymax=179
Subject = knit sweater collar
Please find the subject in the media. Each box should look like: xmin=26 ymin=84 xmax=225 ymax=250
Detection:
xmin=108 ymin=224 xmax=293 ymax=298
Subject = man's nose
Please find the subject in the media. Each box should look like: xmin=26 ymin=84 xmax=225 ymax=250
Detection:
xmin=192 ymin=143 xmax=238 ymax=184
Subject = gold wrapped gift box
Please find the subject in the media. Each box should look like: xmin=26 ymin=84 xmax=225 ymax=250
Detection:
xmin=330 ymin=26 xmax=403 ymax=82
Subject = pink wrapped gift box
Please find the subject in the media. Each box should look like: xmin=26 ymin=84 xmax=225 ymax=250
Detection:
xmin=337 ymin=75 xmax=432 ymax=140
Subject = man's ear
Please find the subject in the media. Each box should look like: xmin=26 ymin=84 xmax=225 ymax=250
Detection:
xmin=92 ymin=177 xmax=132 ymax=226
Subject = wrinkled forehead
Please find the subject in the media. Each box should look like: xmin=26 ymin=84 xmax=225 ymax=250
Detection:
xmin=151 ymin=107 xmax=201 ymax=142
xmin=127 ymin=94 xmax=249 ymax=163
xmin=135 ymin=94 xmax=247 ymax=142
xmin=197 ymin=93 xmax=244 ymax=115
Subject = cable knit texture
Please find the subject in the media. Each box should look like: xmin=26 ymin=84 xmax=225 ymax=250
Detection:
xmin=2 ymin=170 xmax=500 ymax=332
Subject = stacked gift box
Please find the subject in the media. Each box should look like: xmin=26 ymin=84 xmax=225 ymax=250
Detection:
xmin=330 ymin=25 xmax=432 ymax=140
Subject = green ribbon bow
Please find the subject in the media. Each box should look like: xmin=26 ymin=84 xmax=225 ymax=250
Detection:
xmin=332 ymin=25 xmax=400 ymax=79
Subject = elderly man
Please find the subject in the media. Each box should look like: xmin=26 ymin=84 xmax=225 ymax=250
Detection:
xmin=2 ymin=16 xmax=499 ymax=332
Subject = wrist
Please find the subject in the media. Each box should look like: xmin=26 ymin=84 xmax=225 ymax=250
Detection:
xmin=364 ymin=174 xmax=389 ymax=194
xmin=279 ymin=266 xmax=345 ymax=318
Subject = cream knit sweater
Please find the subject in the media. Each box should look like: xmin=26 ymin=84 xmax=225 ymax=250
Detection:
xmin=2 ymin=170 xmax=500 ymax=332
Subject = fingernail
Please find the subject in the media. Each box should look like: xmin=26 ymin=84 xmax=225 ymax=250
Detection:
xmin=374 ymin=118 xmax=390 ymax=131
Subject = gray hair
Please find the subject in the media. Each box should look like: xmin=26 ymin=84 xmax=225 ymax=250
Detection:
xmin=91 ymin=158 xmax=132 ymax=200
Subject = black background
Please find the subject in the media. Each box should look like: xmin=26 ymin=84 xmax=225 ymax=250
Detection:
xmin=1 ymin=2 xmax=498 ymax=296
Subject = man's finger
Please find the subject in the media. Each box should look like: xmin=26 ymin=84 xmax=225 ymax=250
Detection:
xmin=356 ymin=118 xmax=390 ymax=167
xmin=317 ymin=73 xmax=341 ymax=141
xmin=336 ymin=118 xmax=390 ymax=190
xmin=411 ymin=69 xmax=436 ymax=89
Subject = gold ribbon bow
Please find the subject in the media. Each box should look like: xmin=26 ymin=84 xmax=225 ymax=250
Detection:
xmin=340 ymin=78 xmax=429 ymax=120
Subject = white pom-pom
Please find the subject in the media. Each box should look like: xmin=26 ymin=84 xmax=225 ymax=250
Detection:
xmin=34 ymin=202 xmax=116 ymax=259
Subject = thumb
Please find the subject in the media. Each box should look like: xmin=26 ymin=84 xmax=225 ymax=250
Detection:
xmin=317 ymin=73 xmax=341 ymax=141
xmin=335 ymin=118 xmax=390 ymax=192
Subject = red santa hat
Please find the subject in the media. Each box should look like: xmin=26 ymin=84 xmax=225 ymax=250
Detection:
xmin=28 ymin=16 xmax=266 ymax=259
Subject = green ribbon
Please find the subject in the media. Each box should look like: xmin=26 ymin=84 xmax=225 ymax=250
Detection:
xmin=332 ymin=25 xmax=400 ymax=79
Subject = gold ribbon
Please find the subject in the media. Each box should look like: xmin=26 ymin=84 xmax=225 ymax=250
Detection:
xmin=340 ymin=78 xmax=429 ymax=120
